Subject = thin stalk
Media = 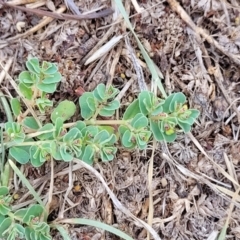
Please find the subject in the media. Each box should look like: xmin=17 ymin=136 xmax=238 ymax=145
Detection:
xmin=0 ymin=90 xmax=13 ymax=186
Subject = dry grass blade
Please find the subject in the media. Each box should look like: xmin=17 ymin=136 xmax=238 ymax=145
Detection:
xmin=0 ymin=58 xmax=13 ymax=84
xmin=73 ymin=159 xmax=161 ymax=240
xmin=125 ymin=35 xmax=147 ymax=91
xmin=147 ymin=140 xmax=156 ymax=240
xmin=64 ymin=0 xmax=81 ymax=15
xmin=85 ymin=35 xmax=123 ymax=65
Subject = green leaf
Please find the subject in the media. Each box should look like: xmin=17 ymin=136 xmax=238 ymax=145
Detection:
xmin=0 ymin=186 xmax=9 ymax=196
xmin=101 ymin=99 xmax=120 ymax=111
xmin=94 ymin=130 xmax=110 ymax=144
xmin=139 ymin=91 xmax=153 ymax=115
xmin=170 ymin=92 xmax=186 ymax=112
xmin=122 ymin=130 xmax=136 ymax=149
xmin=105 ymin=85 xmax=119 ymax=99
xmin=177 ymin=121 xmax=191 ymax=133
xmin=0 ymin=217 xmax=12 ymax=237
xmin=163 ymin=132 xmax=177 ymax=142
xmin=189 ymin=109 xmax=200 ymax=119
xmin=30 ymin=146 xmax=46 ymax=167
xmin=26 ymin=58 xmax=41 ymax=74
xmin=19 ymin=71 xmax=35 ymax=86
xmin=19 ymin=83 xmax=33 ymax=100
xmin=75 ymin=121 xmax=86 ymax=132
xmin=93 ymin=83 xmax=106 ymax=102
xmin=60 ymin=145 xmax=73 ymax=162
xmin=136 ymin=131 xmax=152 ymax=149
xmin=9 ymin=147 xmax=30 ymax=164
xmin=5 ymin=122 xmax=25 ymax=143
xmin=42 ymin=72 xmax=62 ymax=84
xmin=161 ymin=93 xmax=175 ymax=113
xmin=131 ymin=113 xmax=148 ymax=129
xmin=41 ymin=61 xmax=58 ymax=74
xmin=81 ymin=145 xmax=94 ymax=165
xmin=99 ymin=109 xmax=115 ymax=117
xmin=63 ymin=128 xmax=81 ymax=142
xmin=14 ymin=208 xmax=29 ymax=219
xmin=23 ymin=117 xmax=39 ymax=130
xmin=54 ymin=117 xmax=64 ymax=138
xmin=51 ymin=100 xmax=76 ymax=123
xmin=36 ymin=98 xmax=53 ymax=113
xmin=51 ymin=142 xmax=62 ymax=161
xmin=37 ymin=82 xmax=57 ymax=93
xmin=22 ymin=204 xmax=44 ymax=224
xmin=100 ymin=147 xmax=117 ymax=161
xmin=37 ymin=123 xmax=54 ymax=140
xmin=123 ymin=99 xmax=141 ymax=120
xmin=0 ymin=202 xmax=11 ymax=215
xmin=10 ymin=98 xmax=21 ymax=117
xmin=12 ymin=223 xmax=25 ymax=239
xmin=150 ymin=120 xmax=164 ymax=141
xmin=79 ymin=92 xmax=97 ymax=120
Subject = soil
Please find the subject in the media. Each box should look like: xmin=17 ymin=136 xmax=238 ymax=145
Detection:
xmin=1 ymin=0 xmax=240 ymax=239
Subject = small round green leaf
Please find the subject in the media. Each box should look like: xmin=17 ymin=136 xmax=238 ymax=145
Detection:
xmin=10 ymin=98 xmax=21 ymax=117
xmin=123 ymin=99 xmax=141 ymax=120
xmin=9 ymin=147 xmax=30 ymax=164
xmin=23 ymin=117 xmax=39 ymax=130
xmin=0 ymin=187 xmax=8 ymax=196
xmin=51 ymin=100 xmax=76 ymax=123
xmin=0 ymin=217 xmax=12 ymax=237
xmin=81 ymin=145 xmax=94 ymax=165
xmin=79 ymin=92 xmax=96 ymax=120
xmin=19 ymin=83 xmax=33 ymax=100
xmin=131 ymin=113 xmax=148 ymax=129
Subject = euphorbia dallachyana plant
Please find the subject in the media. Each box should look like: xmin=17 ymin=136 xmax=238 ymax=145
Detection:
xmin=3 ymin=58 xmax=200 ymax=168
xmin=0 ymin=186 xmax=51 ymax=240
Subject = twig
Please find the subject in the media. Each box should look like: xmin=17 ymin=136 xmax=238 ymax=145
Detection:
xmin=115 ymin=78 xmax=134 ymax=101
xmin=0 ymin=1 xmax=113 ymax=21
xmin=0 ymin=58 xmax=13 ymax=84
xmin=3 ymin=6 xmax=66 ymax=45
xmin=131 ymin=0 xmax=144 ymax=13
xmin=7 ymin=0 xmax=36 ymax=5
xmin=107 ymin=41 xmax=123 ymax=87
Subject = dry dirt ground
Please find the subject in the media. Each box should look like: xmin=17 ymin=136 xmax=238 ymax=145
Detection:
xmin=1 ymin=0 xmax=240 ymax=239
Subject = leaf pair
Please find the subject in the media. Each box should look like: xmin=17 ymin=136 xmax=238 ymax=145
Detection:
xmin=79 ymin=83 xmax=120 ymax=119
xmin=19 ymin=58 xmax=62 ymax=94
xmin=18 ymin=58 xmax=62 ymax=113
xmin=119 ymin=113 xmax=152 ymax=149
xmin=79 ymin=125 xmax=117 ymax=164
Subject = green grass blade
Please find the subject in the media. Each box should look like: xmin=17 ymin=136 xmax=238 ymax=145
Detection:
xmin=114 ymin=0 xmax=167 ymax=98
xmin=8 ymin=159 xmax=45 ymax=207
xmin=57 ymin=218 xmax=133 ymax=240
xmin=53 ymin=224 xmax=72 ymax=240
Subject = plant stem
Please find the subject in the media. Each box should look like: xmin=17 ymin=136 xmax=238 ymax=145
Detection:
xmin=64 ymin=119 xmax=128 ymax=129
xmin=4 ymin=140 xmax=53 ymax=149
